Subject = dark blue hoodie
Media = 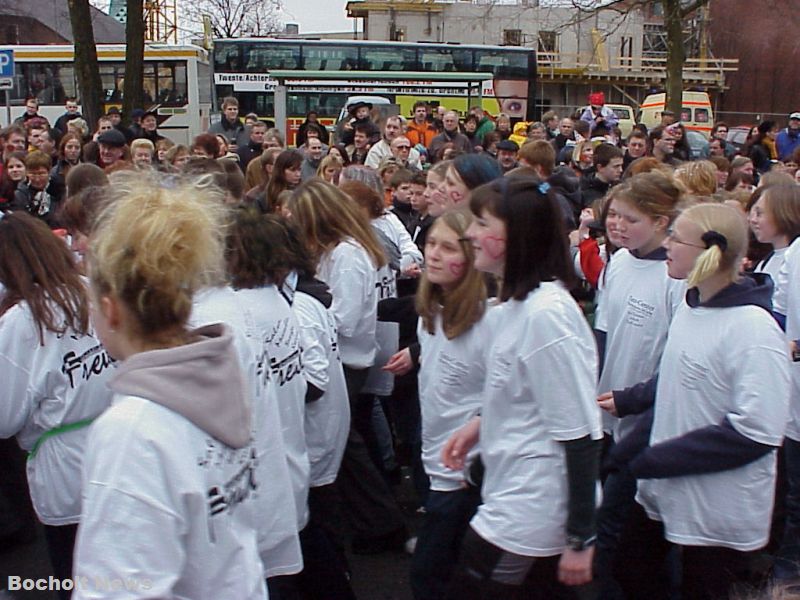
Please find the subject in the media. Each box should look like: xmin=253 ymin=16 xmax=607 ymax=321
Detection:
xmin=607 ymin=273 xmax=779 ymax=478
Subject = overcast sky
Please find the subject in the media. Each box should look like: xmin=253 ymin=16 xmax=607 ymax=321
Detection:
xmin=280 ymin=0 xmax=355 ymax=34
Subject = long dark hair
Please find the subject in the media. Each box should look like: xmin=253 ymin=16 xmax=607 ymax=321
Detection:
xmin=470 ymin=176 xmax=574 ymax=301
xmin=0 ymin=212 xmax=89 ymax=344
xmin=263 ymin=150 xmax=303 ymax=213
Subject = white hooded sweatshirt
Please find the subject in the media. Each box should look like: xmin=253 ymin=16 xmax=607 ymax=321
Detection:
xmin=73 ymin=325 xmax=269 ymax=600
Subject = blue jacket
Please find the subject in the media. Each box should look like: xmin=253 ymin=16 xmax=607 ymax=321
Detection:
xmin=776 ymin=128 xmax=800 ymax=162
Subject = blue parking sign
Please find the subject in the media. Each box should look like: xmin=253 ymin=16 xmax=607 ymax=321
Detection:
xmin=0 ymin=50 xmax=14 ymax=78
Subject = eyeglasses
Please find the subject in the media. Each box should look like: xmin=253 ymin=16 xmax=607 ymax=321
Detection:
xmin=666 ymin=228 xmax=705 ymax=249
xmin=395 ymin=145 xmax=411 ymax=150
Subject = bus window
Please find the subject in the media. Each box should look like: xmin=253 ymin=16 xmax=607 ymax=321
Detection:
xmin=302 ymin=45 xmax=358 ymax=71
xmin=302 ymin=92 xmax=348 ymax=118
xmin=18 ymin=64 xmax=76 ymax=104
xmin=359 ymin=46 xmax=417 ymax=71
xmin=100 ymin=64 xmax=123 ymax=103
xmin=473 ymin=50 xmax=528 ymax=78
xmin=243 ymin=43 xmax=300 ymax=71
xmin=288 ymin=94 xmax=307 ymax=116
xmin=418 ymin=48 xmax=472 ymax=73
xmin=680 ymin=108 xmax=691 ymax=122
xmin=214 ymin=43 xmax=241 ymax=72
xmin=694 ymin=108 xmax=709 ymax=123
xmin=156 ymin=62 xmax=188 ymax=104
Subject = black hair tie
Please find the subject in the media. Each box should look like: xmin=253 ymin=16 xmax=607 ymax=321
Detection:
xmin=701 ymin=230 xmax=728 ymax=252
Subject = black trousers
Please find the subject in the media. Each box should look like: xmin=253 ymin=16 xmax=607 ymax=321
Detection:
xmin=613 ymin=502 xmax=754 ymax=600
xmin=337 ymin=366 xmax=405 ymax=541
xmin=445 ymin=527 xmax=580 ymax=600
xmin=43 ymin=523 xmax=78 ymax=600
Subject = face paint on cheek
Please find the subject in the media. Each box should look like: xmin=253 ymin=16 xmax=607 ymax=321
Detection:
xmin=447 ymin=260 xmax=466 ymax=277
xmin=482 ymin=235 xmax=506 ymax=260
xmin=449 ymin=190 xmax=463 ymax=204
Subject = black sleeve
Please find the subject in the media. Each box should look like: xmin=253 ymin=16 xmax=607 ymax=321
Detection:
xmin=304 ymin=382 xmax=324 ymax=404
xmin=614 ymin=375 xmax=658 ymax=417
xmin=629 ymin=417 xmax=776 ymax=480
xmin=594 ymin=329 xmax=606 ymax=377
xmin=408 ymin=342 xmax=421 ymax=368
xmin=603 ymin=409 xmax=654 ymax=475
xmin=559 ymin=435 xmax=602 ymax=541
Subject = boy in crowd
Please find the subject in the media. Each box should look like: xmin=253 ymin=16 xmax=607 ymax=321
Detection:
xmin=408 ymin=171 xmax=433 ymax=252
xmin=389 ymin=168 xmax=415 ymax=231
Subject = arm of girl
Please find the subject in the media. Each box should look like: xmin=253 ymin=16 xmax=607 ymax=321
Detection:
xmin=441 ymin=415 xmax=480 ymax=471
xmin=558 ymin=435 xmax=602 ymax=586
xmin=383 ymin=347 xmax=413 ymax=376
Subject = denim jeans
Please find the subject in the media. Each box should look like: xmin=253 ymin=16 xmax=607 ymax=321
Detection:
xmin=410 ymin=487 xmax=480 ymax=600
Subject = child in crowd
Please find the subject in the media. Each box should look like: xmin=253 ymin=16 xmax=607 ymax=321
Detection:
xmin=604 ymin=202 xmax=790 ymax=599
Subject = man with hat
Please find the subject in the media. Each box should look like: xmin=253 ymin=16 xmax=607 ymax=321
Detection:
xmin=495 ymin=139 xmax=519 ymax=173
xmin=105 ymin=107 xmax=132 ymax=143
xmin=579 ymin=92 xmax=619 ymax=133
xmin=137 ymin=110 xmax=165 ymax=144
xmin=96 ymin=129 xmax=129 ymax=171
xmin=337 ymin=100 xmax=379 ymax=147
xmin=127 ymin=109 xmax=145 ymax=140
xmin=777 ymin=112 xmax=800 ymax=162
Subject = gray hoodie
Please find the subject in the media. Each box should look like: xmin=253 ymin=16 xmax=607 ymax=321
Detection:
xmin=108 ymin=323 xmax=251 ymax=449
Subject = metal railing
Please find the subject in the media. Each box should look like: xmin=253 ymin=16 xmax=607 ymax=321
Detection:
xmin=536 ymin=51 xmax=738 ymax=81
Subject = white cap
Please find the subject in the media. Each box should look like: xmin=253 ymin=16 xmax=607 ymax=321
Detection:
xmin=789 ymin=112 xmax=800 ymax=120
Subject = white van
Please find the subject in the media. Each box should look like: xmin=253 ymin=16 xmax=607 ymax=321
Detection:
xmin=638 ymin=91 xmax=713 ymax=139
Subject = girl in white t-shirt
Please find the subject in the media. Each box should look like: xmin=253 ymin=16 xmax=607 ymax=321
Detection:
xmin=443 ymin=176 xmax=603 ymax=599
xmin=749 ymin=182 xmax=800 ymax=287
xmin=603 ymin=203 xmax=790 ymax=599
xmin=592 ymin=172 xmax=684 ymax=594
xmin=0 ymin=212 xmax=114 ymax=599
xmin=289 ymin=179 xmax=408 ymax=553
xmin=224 ymin=208 xmax=356 ymax=600
xmin=767 ymin=184 xmax=800 ymax=581
xmin=74 ymin=173 xmax=269 ymax=600
xmin=385 ymin=210 xmax=489 ymax=600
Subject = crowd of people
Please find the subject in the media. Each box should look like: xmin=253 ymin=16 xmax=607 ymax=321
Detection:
xmin=0 ymin=91 xmax=799 ymax=600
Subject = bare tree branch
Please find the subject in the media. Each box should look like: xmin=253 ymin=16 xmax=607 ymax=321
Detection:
xmin=183 ymin=0 xmax=283 ymax=39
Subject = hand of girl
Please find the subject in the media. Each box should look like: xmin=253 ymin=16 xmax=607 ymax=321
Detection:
xmin=558 ymin=547 xmax=594 ymax=586
xmin=441 ymin=416 xmax=480 ymax=471
xmin=383 ymin=348 xmax=412 ymax=375
xmin=597 ymin=392 xmax=617 ymax=416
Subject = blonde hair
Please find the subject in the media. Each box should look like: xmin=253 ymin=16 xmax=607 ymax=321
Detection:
xmin=90 ymin=171 xmax=227 ymax=339
xmin=674 ymin=160 xmax=717 ymax=197
xmin=316 ymin=154 xmax=343 ymax=180
xmin=416 ymin=210 xmax=486 ymax=339
xmin=680 ymin=202 xmax=748 ymax=288
xmin=130 ymin=138 xmax=155 ymax=155
xmin=611 ymin=170 xmax=683 ymax=222
xmin=289 ymin=179 xmax=386 ymax=268
xmin=571 ymin=140 xmax=593 ymax=165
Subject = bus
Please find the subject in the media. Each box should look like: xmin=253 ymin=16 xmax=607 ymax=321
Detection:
xmin=212 ymin=38 xmax=536 ymax=145
xmin=2 ymin=44 xmax=212 ymax=145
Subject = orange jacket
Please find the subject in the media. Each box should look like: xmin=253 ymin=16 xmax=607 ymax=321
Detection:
xmin=406 ymin=120 xmax=438 ymax=148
